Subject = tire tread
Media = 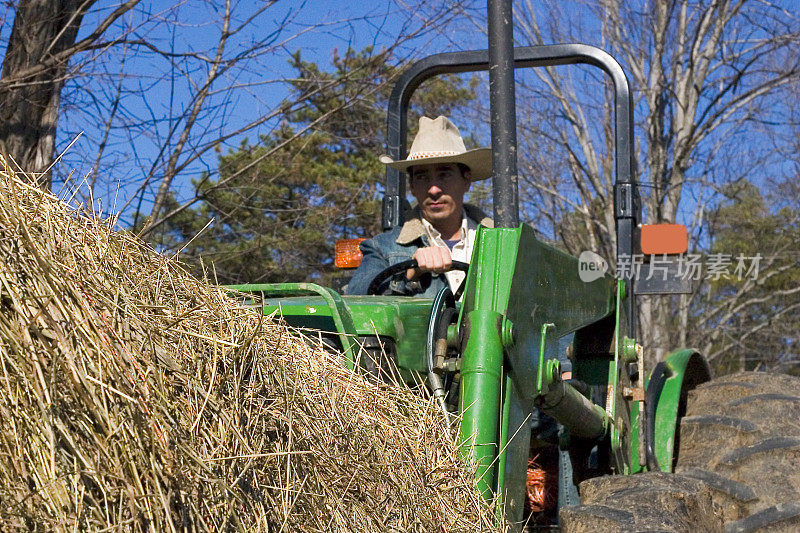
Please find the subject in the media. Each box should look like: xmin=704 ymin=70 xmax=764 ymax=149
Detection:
xmin=676 ymin=372 xmax=800 ymax=531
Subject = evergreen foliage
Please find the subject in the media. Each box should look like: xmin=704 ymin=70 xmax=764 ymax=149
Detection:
xmin=698 ymin=181 xmax=800 ymax=374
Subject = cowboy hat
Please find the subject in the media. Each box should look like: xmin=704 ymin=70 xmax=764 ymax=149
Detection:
xmin=379 ymin=116 xmax=491 ymax=181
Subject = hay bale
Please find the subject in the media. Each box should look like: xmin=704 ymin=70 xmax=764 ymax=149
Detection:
xmin=0 ymin=163 xmax=500 ymax=532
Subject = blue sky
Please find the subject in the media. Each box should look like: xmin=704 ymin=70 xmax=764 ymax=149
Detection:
xmin=50 ymin=1 xmax=475 ymax=223
xmin=1 ymin=0 xmax=795 ymax=245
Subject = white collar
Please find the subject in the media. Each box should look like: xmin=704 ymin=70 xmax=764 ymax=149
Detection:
xmin=421 ymin=212 xmax=472 ymax=243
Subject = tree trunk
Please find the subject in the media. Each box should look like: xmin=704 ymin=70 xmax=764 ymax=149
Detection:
xmin=0 ymin=0 xmax=88 ymax=188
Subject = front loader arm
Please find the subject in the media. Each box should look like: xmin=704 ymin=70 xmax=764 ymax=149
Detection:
xmin=456 ymin=224 xmax=618 ymax=520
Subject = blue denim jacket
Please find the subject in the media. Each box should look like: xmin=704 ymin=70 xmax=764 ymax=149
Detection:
xmin=346 ymin=204 xmax=493 ymax=297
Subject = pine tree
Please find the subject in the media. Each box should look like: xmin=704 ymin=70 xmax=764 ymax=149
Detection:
xmin=693 ymin=181 xmax=800 ymax=374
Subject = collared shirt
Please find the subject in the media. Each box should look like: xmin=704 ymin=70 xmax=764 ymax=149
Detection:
xmin=420 ymin=212 xmax=478 ymax=294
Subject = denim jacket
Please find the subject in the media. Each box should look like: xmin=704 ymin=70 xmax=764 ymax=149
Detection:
xmin=346 ymin=204 xmax=493 ymax=297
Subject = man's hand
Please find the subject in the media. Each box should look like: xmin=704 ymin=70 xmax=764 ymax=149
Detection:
xmin=407 ymin=246 xmax=453 ymax=280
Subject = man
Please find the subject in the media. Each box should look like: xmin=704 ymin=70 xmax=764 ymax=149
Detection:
xmin=347 ymin=116 xmax=493 ymax=297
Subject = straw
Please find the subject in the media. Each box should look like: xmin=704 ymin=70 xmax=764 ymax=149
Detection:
xmin=0 ymin=157 xmax=502 ymax=532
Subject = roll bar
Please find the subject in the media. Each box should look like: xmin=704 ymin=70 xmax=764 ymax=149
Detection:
xmin=381 ymin=43 xmax=640 ymax=334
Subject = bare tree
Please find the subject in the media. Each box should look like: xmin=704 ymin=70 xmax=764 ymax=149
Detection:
xmin=463 ymin=0 xmax=800 ymax=368
xmin=692 ymin=93 xmax=800 ymax=371
xmin=0 ymin=0 xmax=139 ymax=187
xmin=37 ymin=1 xmax=462 ymax=241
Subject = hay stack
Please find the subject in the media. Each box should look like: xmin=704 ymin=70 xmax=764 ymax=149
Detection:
xmin=0 ymin=164 xmax=499 ymax=531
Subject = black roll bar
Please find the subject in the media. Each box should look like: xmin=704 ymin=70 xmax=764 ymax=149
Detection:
xmin=487 ymin=0 xmax=519 ymax=228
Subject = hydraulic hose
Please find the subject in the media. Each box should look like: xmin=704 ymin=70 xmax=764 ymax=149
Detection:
xmin=427 ymin=286 xmax=456 ymax=425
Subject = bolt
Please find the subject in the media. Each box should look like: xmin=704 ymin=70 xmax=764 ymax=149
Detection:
xmin=501 ymin=318 xmax=515 ymax=347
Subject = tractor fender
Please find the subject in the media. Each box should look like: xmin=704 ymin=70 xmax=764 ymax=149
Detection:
xmin=648 ymin=349 xmax=711 ymax=471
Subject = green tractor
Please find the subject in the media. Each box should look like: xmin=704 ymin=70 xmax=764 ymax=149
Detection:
xmin=230 ymin=1 xmax=800 ymax=530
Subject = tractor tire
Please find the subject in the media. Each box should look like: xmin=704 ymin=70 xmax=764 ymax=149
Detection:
xmin=358 ymin=336 xmax=402 ymax=384
xmin=559 ymin=471 xmax=723 ymax=532
xmin=675 ymin=371 xmax=800 ymax=533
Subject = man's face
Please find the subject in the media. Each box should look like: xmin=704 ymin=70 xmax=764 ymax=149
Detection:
xmin=409 ymin=163 xmax=471 ymax=228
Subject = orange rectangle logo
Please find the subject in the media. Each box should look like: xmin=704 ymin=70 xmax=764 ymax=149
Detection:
xmin=640 ymin=224 xmax=687 ymax=255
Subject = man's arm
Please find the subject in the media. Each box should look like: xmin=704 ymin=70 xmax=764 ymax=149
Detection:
xmin=345 ymin=237 xmax=389 ymax=295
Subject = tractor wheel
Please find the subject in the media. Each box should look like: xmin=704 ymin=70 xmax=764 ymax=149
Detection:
xmin=675 ymin=371 xmax=800 ymax=532
xmin=358 ymin=336 xmax=402 ymax=384
xmin=559 ymin=471 xmax=722 ymax=531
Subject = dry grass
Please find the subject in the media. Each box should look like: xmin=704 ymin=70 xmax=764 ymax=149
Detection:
xmin=0 ymin=161 xmax=500 ymax=532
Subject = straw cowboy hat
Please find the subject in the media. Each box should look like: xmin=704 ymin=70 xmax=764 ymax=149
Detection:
xmin=379 ymin=116 xmax=492 ymax=181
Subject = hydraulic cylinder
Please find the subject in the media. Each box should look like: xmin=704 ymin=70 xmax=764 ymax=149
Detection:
xmin=538 ymin=380 xmax=607 ymax=440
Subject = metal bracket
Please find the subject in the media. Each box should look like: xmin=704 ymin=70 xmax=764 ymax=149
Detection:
xmin=633 ymin=258 xmax=693 ymax=294
xmin=381 ymin=195 xmax=403 ymax=231
xmin=536 ymin=322 xmax=558 ymax=394
xmin=614 ymin=183 xmax=635 ymax=218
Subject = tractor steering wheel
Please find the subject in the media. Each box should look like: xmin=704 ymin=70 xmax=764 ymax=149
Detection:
xmin=367 ymin=259 xmax=470 ymax=297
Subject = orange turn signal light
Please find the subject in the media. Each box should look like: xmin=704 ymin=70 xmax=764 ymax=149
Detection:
xmin=640 ymin=224 xmax=687 ymax=255
xmin=334 ymin=238 xmax=366 ymax=269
